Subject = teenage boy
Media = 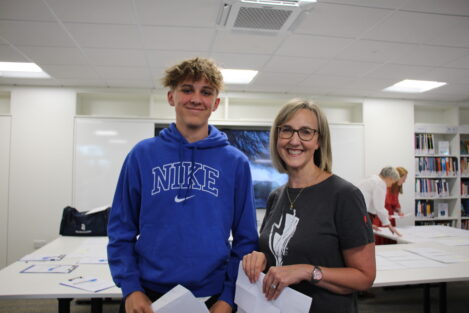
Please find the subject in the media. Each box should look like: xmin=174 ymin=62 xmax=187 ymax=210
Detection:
xmin=107 ymin=58 xmax=259 ymax=313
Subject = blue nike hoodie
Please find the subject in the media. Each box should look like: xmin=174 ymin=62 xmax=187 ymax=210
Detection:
xmin=107 ymin=123 xmax=258 ymax=306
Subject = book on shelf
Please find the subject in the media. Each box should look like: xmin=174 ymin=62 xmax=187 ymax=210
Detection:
xmin=437 ymin=202 xmax=449 ymax=217
xmin=415 ymin=178 xmax=450 ymax=198
xmin=461 ymin=157 xmax=469 ymax=176
xmin=415 ymin=200 xmax=434 ymax=218
xmin=415 ymin=156 xmax=458 ymax=176
xmin=438 ymin=141 xmax=450 ymax=155
xmin=462 ymin=180 xmax=469 ymax=196
xmin=462 ymin=220 xmax=469 ymax=230
xmin=462 ymin=199 xmax=469 ymax=217
xmin=460 ymin=140 xmax=469 ymax=155
xmin=415 ymin=133 xmax=435 ymax=155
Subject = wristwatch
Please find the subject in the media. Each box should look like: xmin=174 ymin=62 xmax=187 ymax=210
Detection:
xmin=311 ymin=266 xmax=323 ymax=284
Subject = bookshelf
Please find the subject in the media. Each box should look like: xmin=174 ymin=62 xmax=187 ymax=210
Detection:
xmin=460 ymin=125 xmax=469 ymax=230
xmin=414 ymin=124 xmax=460 ymax=227
xmin=414 ymin=104 xmax=469 ymax=229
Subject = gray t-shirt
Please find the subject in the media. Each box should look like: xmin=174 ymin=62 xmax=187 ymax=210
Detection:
xmin=259 ymin=175 xmax=374 ymax=313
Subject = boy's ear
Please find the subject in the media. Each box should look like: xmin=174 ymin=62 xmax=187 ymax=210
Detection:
xmin=167 ymin=90 xmax=175 ymax=107
xmin=212 ymin=97 xmax=220 ymax=112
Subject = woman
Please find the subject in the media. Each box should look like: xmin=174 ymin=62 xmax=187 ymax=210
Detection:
xmin=242 ymin=99 xmax=375 ymax=313
xmin=385 ymin=167 xmax=408 ymax=223
xmin=357 ymin=166 xmax=402 ymax=245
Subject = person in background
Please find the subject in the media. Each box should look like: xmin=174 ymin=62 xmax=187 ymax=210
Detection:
xmin=242 ymin=99 xmax=376 ymax=313
xmin=107 ymin=57 xmax=258 ymax=313
xmin=377 ymin=166 xmax=408 ymax=244
xmin=385 ymin=166 xmax=408 ymax=221
xmin=358 ymin=167 xmax=402 ymax=244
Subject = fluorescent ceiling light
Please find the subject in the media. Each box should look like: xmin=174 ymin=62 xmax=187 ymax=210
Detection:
xmin=241 ymin=0 xmax=316 ymax=6
xmin=383 ymin=79 xmax=447 ymax=93
xmin=221 ymin=69 xmax=258 ymax=84
xmin=0 ymin=62 xmax=50 ymax=78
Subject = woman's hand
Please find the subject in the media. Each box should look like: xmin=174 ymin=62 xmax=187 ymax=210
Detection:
xmin=242 ymin=251 xmax=267 ymax=283
xmin=262 ymin=264 xmax=313 ymax=301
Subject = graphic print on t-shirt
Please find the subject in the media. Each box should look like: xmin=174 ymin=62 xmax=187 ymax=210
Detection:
xmin=269 ymin=209 xmax=299 ymax=265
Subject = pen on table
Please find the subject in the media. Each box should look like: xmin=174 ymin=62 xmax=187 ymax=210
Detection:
xmin=74 ymin=278 xmax=97 ymax=285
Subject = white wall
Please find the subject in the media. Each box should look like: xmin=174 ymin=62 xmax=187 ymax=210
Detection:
xmin=363 ymin=99 xmax=415 ymax=226
xmin=0 ymin=86 xmax=422 ymax=266
xmin=7 ymin=89 xmax=76 ymax=264
xmin=0 ymin=116 xmax=11 ymax=268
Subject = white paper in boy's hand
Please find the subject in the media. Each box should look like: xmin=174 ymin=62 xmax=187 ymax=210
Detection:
xmin=235 ymin=263 xmax=312 ymax=313
xmin=151 ymin=285 xmax=209 ymax=313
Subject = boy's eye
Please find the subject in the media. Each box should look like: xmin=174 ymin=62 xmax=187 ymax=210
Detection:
xmin=202 ymin=90 xmax=213 ymax=96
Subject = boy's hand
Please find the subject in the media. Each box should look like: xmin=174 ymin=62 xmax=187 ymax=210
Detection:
xmin=209 ymin=300 xmax=232 ymax=313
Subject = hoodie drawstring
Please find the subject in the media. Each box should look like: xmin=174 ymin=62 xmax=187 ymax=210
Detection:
xmin=182 ymin=146 xmax=197 ymax=206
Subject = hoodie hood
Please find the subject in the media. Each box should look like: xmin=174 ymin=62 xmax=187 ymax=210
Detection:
xmin=159 ymin=123 xmax=229 ymax=149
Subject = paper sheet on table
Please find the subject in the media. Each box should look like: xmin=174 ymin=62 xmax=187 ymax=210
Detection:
xmin=235 ymin=263 xmax=312 ymax=313
xmin=389 ymin=213 xmax=411 ymax=219
xmin=376 ymin=250 xmax=445 ymax=269
xmin=60 ymin=276 xmax=115 ymax=293
xmin=405 ymin=247 xmax=469 ymax=263
xmin=20 ymin=253 xmax=65 ymax=262
xmin=151 ymin=285 xmax=209 ymax=313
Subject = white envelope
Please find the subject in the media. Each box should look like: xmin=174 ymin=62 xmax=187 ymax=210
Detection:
xmin=151 ymin=285 xmax=209 ymax=313
xmin=235 ymin=263 xmax=312 ymax=313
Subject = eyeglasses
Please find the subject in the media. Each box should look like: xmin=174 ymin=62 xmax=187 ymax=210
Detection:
xmin=278 ymin=126 xmax=319 ymax=141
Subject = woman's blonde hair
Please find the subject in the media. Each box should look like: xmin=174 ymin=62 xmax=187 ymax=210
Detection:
xmin=270 ymin=98 xmax=332 ymax=174
xmin=391 ymin=166 xmax=408 ymax=194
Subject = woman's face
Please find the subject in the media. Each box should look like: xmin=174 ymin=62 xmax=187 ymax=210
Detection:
xmin=276 ymin=109 xmax=320 ymax=172
xmin=398 ymin=173 xmax=407 ymax=186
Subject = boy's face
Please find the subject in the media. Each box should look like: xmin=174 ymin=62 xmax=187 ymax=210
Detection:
xmin=168 ymin=77 xmax=220 ymax=131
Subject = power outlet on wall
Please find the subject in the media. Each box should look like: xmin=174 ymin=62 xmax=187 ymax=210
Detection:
xmin=33 ymin=239 xmax=46 ymax=249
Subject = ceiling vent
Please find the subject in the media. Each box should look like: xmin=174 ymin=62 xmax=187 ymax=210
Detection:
xmin=217 ymin=0 xmax=316 ymax=33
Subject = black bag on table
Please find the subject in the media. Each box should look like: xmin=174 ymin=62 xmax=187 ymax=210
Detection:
xmin=59 ymin=206 xmax=110 ymax=236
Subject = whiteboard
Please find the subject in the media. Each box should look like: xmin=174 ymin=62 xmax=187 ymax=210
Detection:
xmin=73 ymin=118 xmax=154 ymax=210
xmin=329 ymin=124 xmax=365 ymax=186
xmin=0 ymin=116 xmax=11 ymax=268
xmin=73 ymin=119 xmax=364 ymax=210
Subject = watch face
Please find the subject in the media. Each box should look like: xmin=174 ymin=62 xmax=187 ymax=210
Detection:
xmin=313 ymin=267 xmax=322 ymax=281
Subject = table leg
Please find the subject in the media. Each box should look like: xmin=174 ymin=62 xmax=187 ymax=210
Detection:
xmin=423 ymin=284 xmax=431 ymax=313
xmin=91 ymin=298 xmax=103 ymax=313
xmin=439 ymin=282 xmax=447 ymax=313
xmin=58 ymin=298 xmax=73 ymax=313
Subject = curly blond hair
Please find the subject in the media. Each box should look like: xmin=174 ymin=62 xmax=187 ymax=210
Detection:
xmin=161 ymin=57 xmax=223 ymax=93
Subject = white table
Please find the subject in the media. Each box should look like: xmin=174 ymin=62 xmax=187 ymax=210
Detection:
xmin=2 ymin=236 xmax=469 ymax=313
xmin=0 ymin=236 xmax=121 ymax=313
xmin=373 ymin=239 xmax=469 ymax=313
xmin=374 ymin=225 xmax=469 ymax=245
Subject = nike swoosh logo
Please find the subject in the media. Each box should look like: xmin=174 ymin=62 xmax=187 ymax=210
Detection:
xmin=174 ymin=195 xmax=195 ymax=203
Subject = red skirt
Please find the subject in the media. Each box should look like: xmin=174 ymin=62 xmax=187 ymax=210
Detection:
xmin=369 ymin=213 xmax=396 ymax=245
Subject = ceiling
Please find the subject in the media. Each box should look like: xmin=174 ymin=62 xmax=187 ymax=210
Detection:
xmin=1 ymin=0 xmax=469 ymax=102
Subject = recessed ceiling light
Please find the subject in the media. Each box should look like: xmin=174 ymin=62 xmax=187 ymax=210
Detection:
xmin=221 ymin=69 xmax=258 ymax=84
xmin=383 ymin=79 xmax=447 ymax=93
xmin=0 ymin=62 xmax=50 ymax=78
